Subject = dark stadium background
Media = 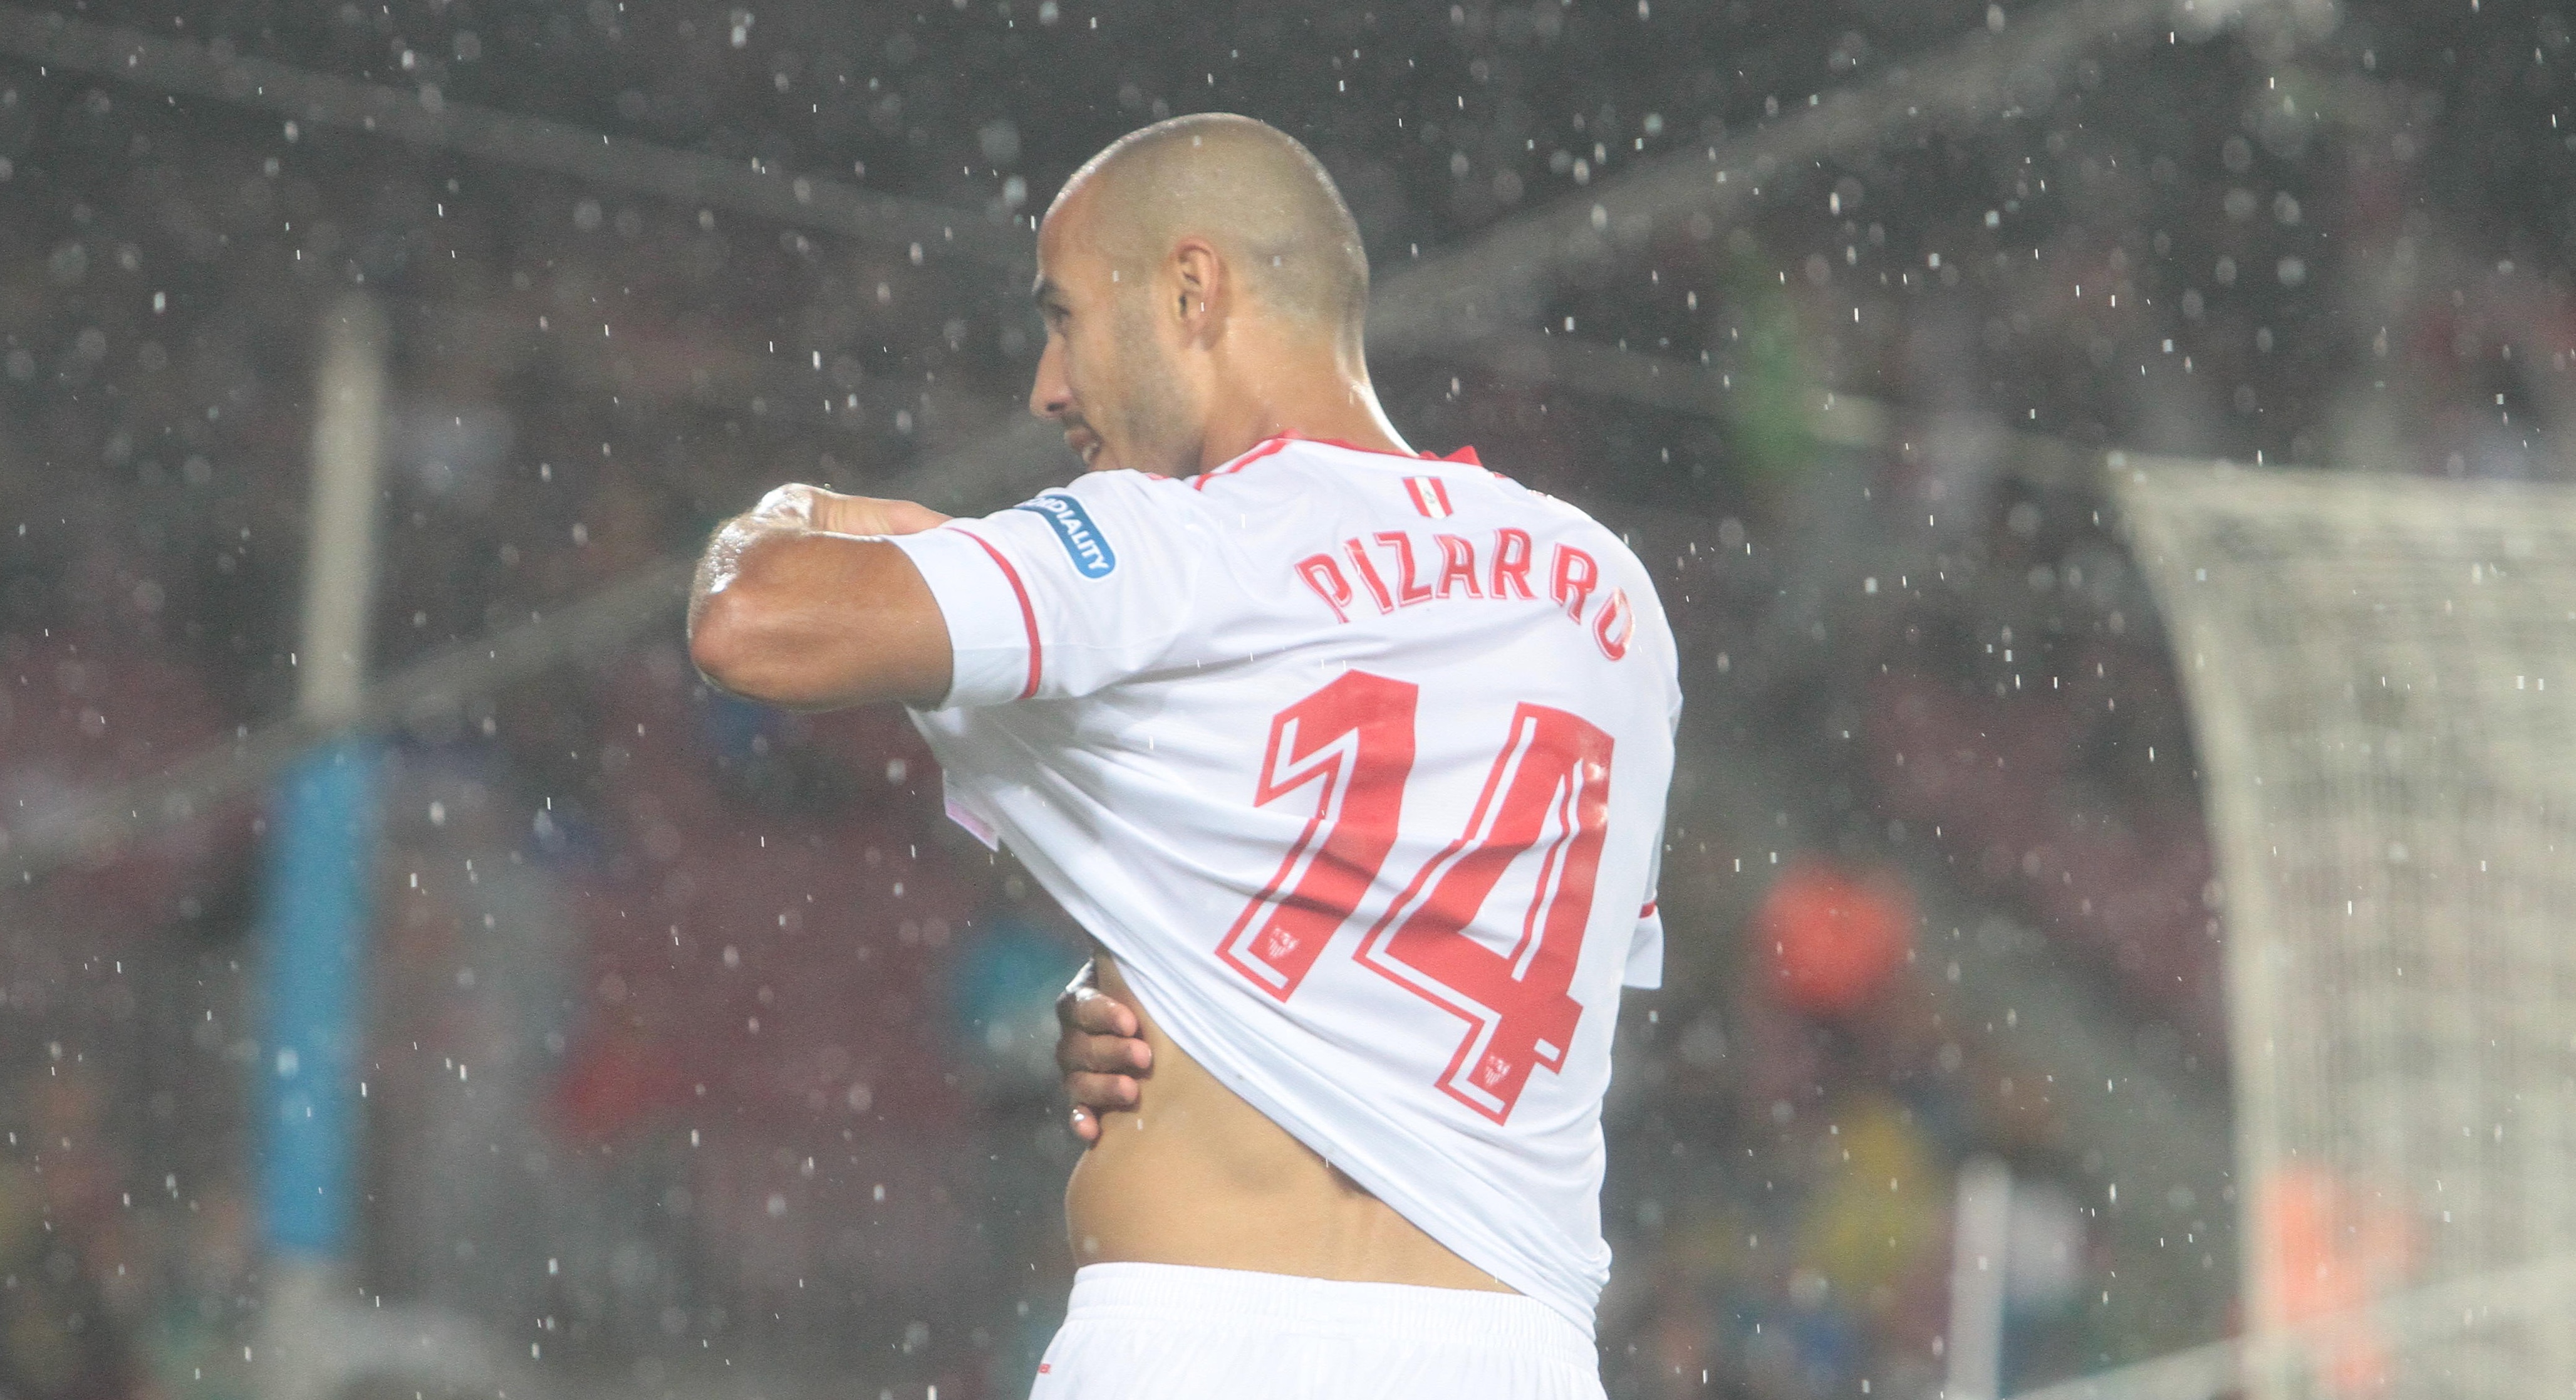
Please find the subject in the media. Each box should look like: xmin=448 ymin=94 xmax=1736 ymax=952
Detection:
xmin=0 ymin=0 xmax=2568 ymax=1395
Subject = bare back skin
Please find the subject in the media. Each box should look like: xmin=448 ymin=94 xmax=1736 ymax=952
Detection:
xmin=1067 ymin=946 xmax=1512 ymax=1291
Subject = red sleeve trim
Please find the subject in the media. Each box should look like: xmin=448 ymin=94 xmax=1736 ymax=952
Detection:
xmin=1638 ymin=899 xmax=1658 ymax=919
xmin=952 ymin=528 xmax=1042 ymax=700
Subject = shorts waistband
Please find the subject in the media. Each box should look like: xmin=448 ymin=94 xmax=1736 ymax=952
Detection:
xmin=1064 ymin=1263 xmax=1596 ymax=1361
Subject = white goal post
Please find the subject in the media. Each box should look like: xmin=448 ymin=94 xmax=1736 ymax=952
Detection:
xmin=2114 ymin=456 xmax=2576 ymax=1400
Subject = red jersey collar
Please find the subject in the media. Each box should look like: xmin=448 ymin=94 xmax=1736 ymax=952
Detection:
xmin=1252 ymin=431 xmax=1481 ymax=468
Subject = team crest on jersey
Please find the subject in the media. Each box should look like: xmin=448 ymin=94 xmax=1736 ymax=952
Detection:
xmin=1403 ymin=476 xmax=1454 ymax=519
xmin=1014 ymin=491 xmax=1118 ymax=578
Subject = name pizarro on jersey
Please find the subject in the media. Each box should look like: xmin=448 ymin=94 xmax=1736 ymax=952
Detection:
xmin=1294 ymin=527 xmax=1636 ymax=661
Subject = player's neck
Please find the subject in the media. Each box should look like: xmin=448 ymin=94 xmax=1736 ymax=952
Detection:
xmin=1196 ymin=347 xmax=1412 ymax=470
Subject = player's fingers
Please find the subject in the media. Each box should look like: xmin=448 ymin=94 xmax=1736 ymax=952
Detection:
xmin=875 ymin=499 xmax=953 ymax=535
xmin=1054 ymin=964 xmax=1099 ymax=1030
xmin=1066 ymin=988 xmax=1140 ymax=1039
xmin=1064 ymin=1071 xmax=1140 ymax=1110
xmin=1057 ymin=1030 xmax=1150 ymax=1076
xmin=750 ymin=482 xmax=820 ymax=523
xmin=811 ymin=491 xmax=950 ymax=538
xmin=1081 ymin=1030 xmax=1152 ymax=1074
xmin=1068 ymin=1106 xmax=1102 ymax=1143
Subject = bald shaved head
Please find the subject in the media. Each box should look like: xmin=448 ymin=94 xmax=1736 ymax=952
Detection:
xmin=1053 ymin=113 xmax=1368 ymax=342
xmin=1027 ymin=115 xmax=1403 ymax=478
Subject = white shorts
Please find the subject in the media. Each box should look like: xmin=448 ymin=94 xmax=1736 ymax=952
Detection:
xmin=1027 ymin=1263 xmax=1604 ymax=1400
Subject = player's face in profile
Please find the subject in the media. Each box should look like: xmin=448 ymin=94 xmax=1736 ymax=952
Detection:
xmin=1028 ymin=192 xmax=1200 ymax=476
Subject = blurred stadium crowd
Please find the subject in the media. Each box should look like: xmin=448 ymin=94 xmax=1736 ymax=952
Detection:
xmin=0 ymin=0 xmax=2568 ymax=1396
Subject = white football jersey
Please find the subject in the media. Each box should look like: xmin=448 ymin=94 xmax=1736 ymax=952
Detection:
xmin=888 ymin=435 xmax=1680 ymax=1330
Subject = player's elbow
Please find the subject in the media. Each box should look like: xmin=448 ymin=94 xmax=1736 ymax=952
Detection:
xmin=688 ymin=532 xmax=947 ymax=709
xmin=687 ymin=586 xmax=758 ymax=692
xmin=688 ymin=580 xmax=814 ymax=705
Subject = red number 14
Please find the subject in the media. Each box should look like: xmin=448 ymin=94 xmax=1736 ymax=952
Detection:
xmin=1215 ymin=671 xmax=1614 ymax=1123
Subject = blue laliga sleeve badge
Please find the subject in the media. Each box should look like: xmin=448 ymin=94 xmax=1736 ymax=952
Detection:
xmin=1013 ymin=491 xmax=1118 ymax=578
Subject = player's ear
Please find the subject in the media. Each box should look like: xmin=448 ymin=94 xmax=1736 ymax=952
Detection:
xmin=1171 ymin=238 xmax=1223 ymax=343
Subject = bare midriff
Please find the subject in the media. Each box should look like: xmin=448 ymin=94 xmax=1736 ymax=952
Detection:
xmin=1063 ymin=948 xmax=1515 ymax=1293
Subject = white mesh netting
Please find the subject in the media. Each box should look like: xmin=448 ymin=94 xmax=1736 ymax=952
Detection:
xmin=2116 ymin=457 xmax=2576 ymax=1400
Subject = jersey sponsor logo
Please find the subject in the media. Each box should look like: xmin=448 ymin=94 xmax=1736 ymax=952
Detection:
xmin=1013 ymin=491 xmax=1117 ymax=578
xmin=1403 ymin=475 xmax=1454 ymax=518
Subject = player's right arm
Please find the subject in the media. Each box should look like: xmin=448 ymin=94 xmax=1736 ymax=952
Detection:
xmin=688 ymin=484 xmax=955 ymax=709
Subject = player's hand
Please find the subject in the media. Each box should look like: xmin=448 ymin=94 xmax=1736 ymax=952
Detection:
xmin=1056 ymin=959 xmax=1151 ymax=1143
xmin=749 ymin=483 xmax=950 ymax=538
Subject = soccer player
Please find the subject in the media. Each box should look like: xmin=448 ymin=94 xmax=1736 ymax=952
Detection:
xmin=688 ymin=113 xmax=1678 ymax=1398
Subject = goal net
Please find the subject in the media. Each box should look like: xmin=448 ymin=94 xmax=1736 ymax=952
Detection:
xmin=2115 ymin=457 xmax=2576 ymax=1400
